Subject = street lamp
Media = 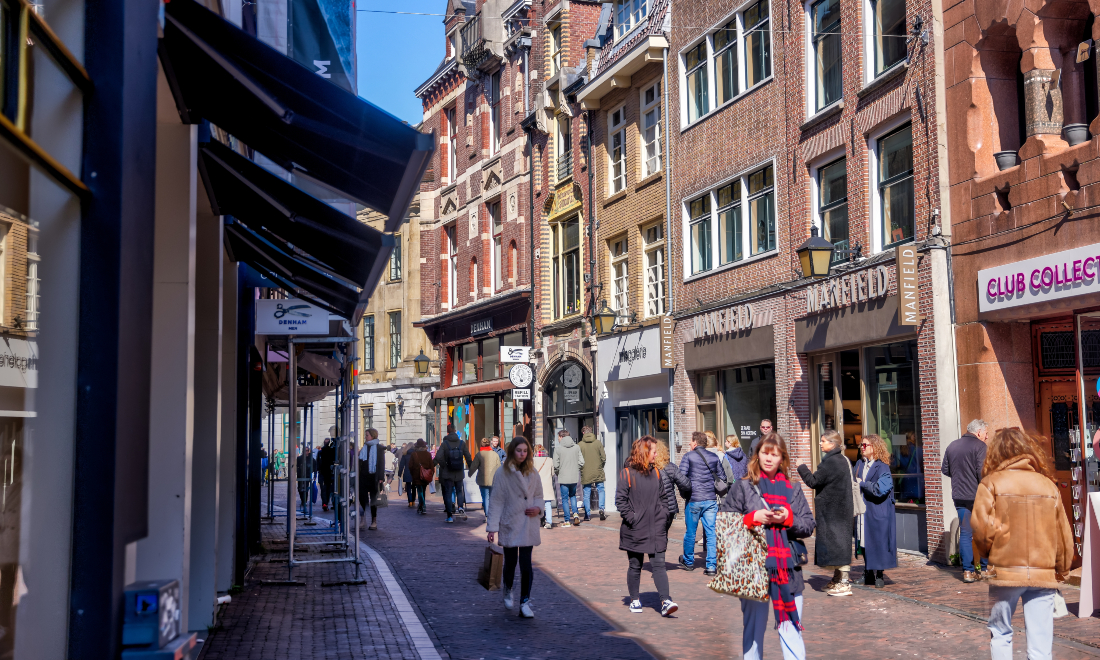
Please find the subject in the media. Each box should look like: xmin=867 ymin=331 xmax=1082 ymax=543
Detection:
xmin=592 ymin=300 xmax=617 ymax=335
xmin=796 ymin=226 xmax=836 ymax=279
xmin=413 ymin=349 xmax=431 ymax=376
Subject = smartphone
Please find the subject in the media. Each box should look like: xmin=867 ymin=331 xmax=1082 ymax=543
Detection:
xmin=771 ymin=506 xmax=786 ymax=513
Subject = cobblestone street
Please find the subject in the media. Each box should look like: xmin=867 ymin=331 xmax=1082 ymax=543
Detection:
xmin=197 ymin=485 xmax=1100 ymax=659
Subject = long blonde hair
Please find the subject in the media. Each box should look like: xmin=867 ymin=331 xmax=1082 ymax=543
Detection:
xmin=654 ymin=441 xmax=671 ymax=470
xmin=504 ymin=436 xmax=535 ymax=475
xmin=984 ymin=428 xmax=1053 ymax=480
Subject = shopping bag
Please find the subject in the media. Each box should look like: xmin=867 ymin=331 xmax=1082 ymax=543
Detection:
xmin=1054 ymin=590 xmax=1069 ymax=618
xmin=376 ymin=491 xmax=389 ymax=508
xmin=429 ymin=480 xmax=436 ymax=494
xmin=477 ymin=544 xmax=505 ymax=591
xmin=311 ymin=480 xmax=318 ymax=504
xmin=852 ymin=477 xmax=866 ymax=516
xmin=708 ymin=511 xmax=770 ymax=602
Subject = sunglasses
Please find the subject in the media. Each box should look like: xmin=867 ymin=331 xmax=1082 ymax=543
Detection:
xmin=859 ymin=443 xmax=873 ymax=448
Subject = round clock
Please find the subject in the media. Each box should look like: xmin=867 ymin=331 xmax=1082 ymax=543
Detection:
xmin=509 ymin=363 xmax=534 ymax=388
xmin=563 ymin=364 xmax=583 ymax=388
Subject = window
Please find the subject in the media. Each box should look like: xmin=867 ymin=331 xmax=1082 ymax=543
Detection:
xmin=363 ymin=315 xmax=375 ymax=372
xmin=877 ymin=124 xmax=914 ymax=249
xmin=697 ymin=372 xmax=718 ymax=434
xmin=811 ymin=0 xmax=842 ymax=112
xmin=388 ymin=311 xmax=402 ymax=369
xmin=714 ymin=19 xmax=739 ymax=104
xmin=610 ymin=236 xmax=628 ymax=313
xmin=689 ymin=194 xmax=712 ymax=274
xmin=470 ymin=258 xmax=478 ymax=300
xmin=362 ymin=406 xmax=375 ymax=438
xmin=550 ymin=21 xmax=563 ymax=76
xmin=489 ymin=70 xmax=502 ymax=155
xmin=685 ymin=42 xmax=709 ymax=123
xmin=608 ymin=106 xmax=626 ymax=194
xmin=490 ymin=200 xmax=502 ymax=293
xmin=483 ymin=336 xmax=500 ymax=380
xmin=873 ymin=0 xmax=907 ymax=76
xmin=387 ymin=403 xmax=397 ymax=444
xmin=389 ymin=240 xmax=402 ymax=281
xmin=445 ymin=106 xmax=457 ymax=184
xmin=556 ymin=112 xmax=572 ymax=180
xmin=25 ymin=229 xmax=39 ymax=331
xmin=446 ymin=225 xmax=458 ymax=306
xmin=551 ymin=216 xmax=582 ymax=317
xmin=817 ymin=158 xmax=849 ymax=261
xmin=748 ymin=165 xmax=775 ymax=255
xmin=448 ymin=31 xmax=458 ymax=59
xmin=641 ymin=83 xmax=662 ymax=176
xmin=509 ymin=241 xmax=518 ymax=283
xmin=714 ymin=181 xmax=741 ymax=266
xmin=643 ymin=224 xmax=665 ymax=317
xmin=615 ymin=0 xmax=648 ymax=38
xmin=462 ymin=342 xmax=479 ymax=383
xmin=744 ymin=0 xmax=772 ymax=88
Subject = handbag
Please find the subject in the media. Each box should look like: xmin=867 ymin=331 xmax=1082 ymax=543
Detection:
xmin=852 ymin=474 xmax=867 ymax=516
xmin=418 ymin=463 xmax=435 ymax=484
xmin=696 ymin=448 xmax=730 ymax=497
xmin=708 ymin=511 xmax=770 ymax=601
xmin=376 ymin=491 xmax=389 ymax=508
xmin=477 ymin=544 xmax=505 ymax=591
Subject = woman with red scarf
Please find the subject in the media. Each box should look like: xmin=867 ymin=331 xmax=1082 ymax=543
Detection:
xmin=720 ymin=432 xmax=814 ymax=660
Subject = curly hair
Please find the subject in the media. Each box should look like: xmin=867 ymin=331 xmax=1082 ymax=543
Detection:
xmin=860 ymin=434 xmax=891 ymax=465
xmin=746 ymin=432 xmax=790 ymax=484
xmin=628 ymin=436 xmax=658 ymax=474
xmin=504 ymin=436 xmax=535 ymax=475
xmin=704 ymin=430 xmax=720 ymax=449
xmin=654 ymin=440 xmax=671 ymax=470
xmin=983 ymin=428 xmax=1053 ymax=480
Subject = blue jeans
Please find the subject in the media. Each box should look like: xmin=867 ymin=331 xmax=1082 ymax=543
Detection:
xmin=560 ymin=483 xmax=579 ymax=520
xmin=582 ymin=482 xmax=605 ymax=515
xmin=544 ymin=499 xmax=553 ymax=524
xmin=683 ymin=499 xmax=718 ymax=570
xmin=742 ymin=595 xmax=805 ymax=660
xmin=957 ymin=506 xmax=988 ymax=572
xmin=988 ymin=586 xmax=1055 ymax=660
xmin=479 ymin=485 xmax=492 ymax=520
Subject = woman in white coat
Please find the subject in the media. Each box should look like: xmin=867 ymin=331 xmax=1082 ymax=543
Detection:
xmin=486 ymin=436 xmax=543 ymax=619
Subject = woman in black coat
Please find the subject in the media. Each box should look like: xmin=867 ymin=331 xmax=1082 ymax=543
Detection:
xmin=655 ymin=441 xmax=691 ymax=524
xmin=796 ymin=429 xmax=855 ymax=595
xmin=615 ymin=436 xmax=677 ymax=617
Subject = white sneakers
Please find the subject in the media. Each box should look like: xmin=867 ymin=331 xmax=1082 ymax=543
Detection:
xmin=827 ymin=580 xmax=853 ymax=597
xmin=661 ymin=600 xmax=678 ymax=617
xmin=519 ymin=599 xmax=534 ymax=618
xmin=629 ymin=600 xmax=643 ymax=613
xmin=503 ymin=587 xmax=514 ymax=610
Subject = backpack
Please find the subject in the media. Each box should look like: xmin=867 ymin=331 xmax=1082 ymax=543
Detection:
xmin=445 ymin=441 xmax=465 ymax=472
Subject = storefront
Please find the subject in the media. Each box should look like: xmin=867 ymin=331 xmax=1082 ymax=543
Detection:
xmin=977 ymin=243 xmax=1100 ymax=562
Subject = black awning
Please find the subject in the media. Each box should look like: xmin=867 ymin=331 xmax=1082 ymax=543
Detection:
xmin=159 ymin=0 xmax=433 ymax=233
xmin=203 ymin=139 xmax=393 ymax=322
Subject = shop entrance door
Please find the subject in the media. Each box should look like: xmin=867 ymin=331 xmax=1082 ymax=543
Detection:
xmin=810 ymin=350 xmax=863 ymax=466
xmin=615 ymin=406 xmax=670 ymax=472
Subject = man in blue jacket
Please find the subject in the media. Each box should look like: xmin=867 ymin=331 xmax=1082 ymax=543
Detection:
xmin=679 ymin=431 xmax=722 ymax=575
xmin=942 ymin=419 xmax=991 ymax=582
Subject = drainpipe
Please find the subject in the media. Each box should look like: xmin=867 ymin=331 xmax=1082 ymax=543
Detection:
xmin=662 ymin=46 xmax=676 ymax=462
xmin=587 ymin=109 xmax=596 ymax=314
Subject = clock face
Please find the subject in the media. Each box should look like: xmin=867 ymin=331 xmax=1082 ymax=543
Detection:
xmin=563 ymin=364 xmax=583 ymax=388
xmin=509 ymin=363 xmax=533 ymax=388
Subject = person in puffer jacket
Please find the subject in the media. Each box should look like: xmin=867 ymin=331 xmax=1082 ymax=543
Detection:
xmin=677 ymin=431 xmax=724 ymax=574
xmin=655 ymin=442 xmax=690 ymax=526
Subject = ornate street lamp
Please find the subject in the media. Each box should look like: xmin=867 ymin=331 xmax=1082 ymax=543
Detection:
xmin=413 ymin=349 xmax=431 ymax=376
xmin=592 ymin=300 xmax=617 ymax=335
xmin=796 ymin=226 xmax=836 ymax=279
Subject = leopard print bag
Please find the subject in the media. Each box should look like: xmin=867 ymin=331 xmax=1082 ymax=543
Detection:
xmin=707 ymin=511 xmax=770 ymax=602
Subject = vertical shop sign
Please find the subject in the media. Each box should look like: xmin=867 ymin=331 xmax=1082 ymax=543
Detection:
xmin=660 ymin=316 xmax=674 ymax=368
xmin=896 ymin=245 xmax=921 ymax=325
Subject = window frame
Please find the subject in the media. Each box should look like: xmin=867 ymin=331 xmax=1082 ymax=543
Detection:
xmin=688 ymin=193 xmax=712 ymax=275
xmin=556 ymin=111 xmax=572 ymax=182
xmin=489 ymin=69 xmax=502 ymax=156
xmin=747 ymin=164 xmax=776 ymax=256
xmin=615 ymin=0 xmax=649 ymax=39
xmin=642 ymin=223 xmax=665 ymax=318
xmin=640 ymin=82 xmax=662 ymax=177
xmin=608 ymin=104 xmax=627 ymax=194
xmin=389 ymin=238 xmax=402 ymax=281
xmin=811 ymin=152 xmax=850 ymax=263
xmin=446 ymin=224 xmax=458 ymax=307
xmin=717 ymin=179 xmax=743 ymax=267
xmin=551 ymin=215 xmax=583 ymax=319
xmin=445 ymin=106 xmax=458 ymax=184
xmin=363 ymin=315 xmax=375 ymax=372
xmin=550 ymin=20 xmax=564 ymax=76
xmin=864 ymin=0 xmax=908 ymax=83
xmin=869 ymin=120 xmax=915 ymax=253
xmin=683 ymin=41 xmax=709 ymax=125
xmin=25 ymin=227 xmax=39 ymax=331
xmin=490 ymin=199 xmax=503 ymax=294
xmin=806 ymin=0 xmax=843 ymax=116
xmin=609 ymin=235 xmax=629 ymax=314
xmin=388 ymin=310 xmax=402 ymax=370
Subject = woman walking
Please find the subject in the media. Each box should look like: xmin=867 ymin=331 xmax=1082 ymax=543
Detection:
xmin=397 ymin=442 xmax=416 ymax=507
xmin=854 ymin=434 xmax=897 ymax=587
xmin=407 ymin=439 xmax=434 ymax=515
xmin=721 ymin=433 xmax=813 ymax=660
xmin=470 ymin=437 xmax=502 ymax=521
xmin=533 ymin=444 xmax=556 ymax=528
xmin=973 ymin=428 xmax=1073 ymax=660
xmin=655 ymin=442 xmax=690 ymax=526
xmin=797 ymin=429 xmax=855 ymax=596
xmin=486 ymin=436 xmax=543 ymax=619
xmin=616 ymin=436 xmax=678 ymax=617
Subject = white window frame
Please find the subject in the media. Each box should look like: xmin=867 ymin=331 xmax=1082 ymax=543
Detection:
xmin=681 ymin=157 xmax=779 ymax=281
xmin=25 ymin=228 xmax=39 ymax=332
xmin=445 ymin=106 xmax=458 ymax=184
xmin=447 ymin=28 xmax=458 ymax=60
xmin=490 ymin=199 xmax=503 ymax=293
xmin=549 ymin=20 xmax=563 ymax=76
xmin=867 ymin=115 xmax=915 ymax=254
xmin=470 ymin=258 xmax=478 ymax=300
xmin=608 ymin=104 xmax=627 ymax=194
xmin=551 ymin=216 xmax=583 ymax=319
xmin=862 ymin=0 xmax=908 ymax=85
xmin=679 ymin=0 xmax=774 ymax=130
xmin=642 ymin=223 xmax=665 ymax=318
xmin=805 ymin=0 xmax=843 ymax=118
xmin=609 ymin=235 xmax=629 ymax=313
xmin=489 ymin=69 xmax=502 ymax=156
xmin=640 ymin=82 xmax=662 ymax=177
xmin=615 ymin=0 xmax=648 ymax=39
xmin=446 ymin=224 xmax=458 ymax=308
xmin=809 ymin=147 xmax=850 ymax=262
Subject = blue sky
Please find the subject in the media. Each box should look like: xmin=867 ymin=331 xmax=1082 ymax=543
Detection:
xmin=356 ymin=1 xmax=448 ymax=125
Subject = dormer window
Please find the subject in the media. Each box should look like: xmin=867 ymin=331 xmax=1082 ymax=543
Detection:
xmin=447 ymin=30 xmax=457 ymax=59
xmin=616 ymin=0 xmax=648 ymax=38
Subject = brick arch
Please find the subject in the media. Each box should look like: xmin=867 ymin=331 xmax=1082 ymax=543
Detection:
xmin=537 ymin=347 xmax=593 ymax=387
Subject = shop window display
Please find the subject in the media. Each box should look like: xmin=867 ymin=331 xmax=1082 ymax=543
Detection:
xmin=863 ymin=341 xmax=922 ymax=503
xmin=696 ymin=366 xmax=777 ymax=449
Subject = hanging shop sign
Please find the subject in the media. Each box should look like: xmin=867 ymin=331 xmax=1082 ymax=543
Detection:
xmin=978 ymin=242 xmax=1100 ymax=314
xmin=0 ymin=338 xmax=37 ymax=389
xmin=805 ymin=265 xmax=891 ymax=314
xmin=564 ymin=388 xmax=580 ymax=403
xmin=501 ymin=345 xmax=532 ymax=363
xmin=598 ymin=325 xmax=667 ymax=382
xmin=508 ymin=363 xmax=534 ymax=388
xmin=691 ymin=303 xmax=775 ymax=340
xmin=896 ymin=245 xmax=921 ymax=326
xmin=255 ymin=299 xmax=329 ymax=334
xmin=512 ymin=388 xmax=531 ymax=400
xmin=471 ymin=318 xmax=493 ymax=335
xmin=661 ymin=316 xmax=674 ymax=368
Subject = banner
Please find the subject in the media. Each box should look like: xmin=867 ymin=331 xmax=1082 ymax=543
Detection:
xmin=289 ymin=0 xmax=355 ymax=93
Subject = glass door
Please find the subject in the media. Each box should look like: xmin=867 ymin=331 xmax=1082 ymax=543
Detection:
xmin=811 ymin=354 xmax=837 ymax=467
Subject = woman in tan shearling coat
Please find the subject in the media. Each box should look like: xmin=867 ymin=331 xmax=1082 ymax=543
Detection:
xmin=486 ymin=436 xmax=543 ymax=619
xmin=972 ymin=428 xmax=1073 ymax=660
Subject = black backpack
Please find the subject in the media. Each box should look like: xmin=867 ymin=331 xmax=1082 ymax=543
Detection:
xmin=445 ymin=441 xmax=465 ymax=472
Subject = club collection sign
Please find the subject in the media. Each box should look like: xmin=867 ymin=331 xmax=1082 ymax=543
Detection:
xmin=978 ymin=242 xmax=1100 ymax=314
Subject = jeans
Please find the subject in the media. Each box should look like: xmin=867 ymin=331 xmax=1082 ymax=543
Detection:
xmin=957 ymin=506 xmax=988 ymax=572
xmin=742 ymin=595 xmax=805 ymax=660
xmin=988 ymin=586 xmax=1055 ymax=660
xmin=405 ymin=481 xmax=416 ymax=504
xmin=440 ymin=478 xmax=465 ymax=515
xmin=503 ymin=546 xmax=534 ymax=601
xmin=560 ymin=483 xmax=579 ymax=520
xmin=683 ymin=499 xmax=718 ymax=570
xmin=415 ymin=485 xmax=427 ymax=513
xmin=543 ymin=500 xmax=553 ymax=525
xmin=582 ymin=482 xmax=605 ymax=515
xmin=479 ymin=485 xmax=493 ymax=520
xmin=627 ymin=551 xmax=669 ymax=603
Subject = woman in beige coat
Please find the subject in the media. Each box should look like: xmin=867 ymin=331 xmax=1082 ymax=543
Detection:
xmin=486 ymin=436 xmax=543 ymax=619
xmin=533 ymin=444 xmax=556 ymax=528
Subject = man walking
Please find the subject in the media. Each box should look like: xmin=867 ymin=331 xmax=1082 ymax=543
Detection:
xmin=358 ymin=428 xmax=387 ymax=530
xmin=490 ymin=435 xmax=506 ymax=462
xmin=679 ymin=431 xmax=722 ymax=576
xmin=317 ymin=434 xmax=336 ymax=511
xmin=295 ymin=444 xmax=315 ymax=512
xmin=552 ymin=429 xmax=585 ymax=527
xmin=578 ymin=426 xmax=607 ymax=521
xmin=748 ymin=419 xmax=775 ymax=456
xmin=435 ymin=424 xmax=472 ymax=523
xmin=942 ymin=419 xmax=993 ymax=582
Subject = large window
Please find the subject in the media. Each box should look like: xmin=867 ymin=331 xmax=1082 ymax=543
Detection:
xmin=489 ymin=70 xmax=502 ymax=155
xmin=388 ymin=311 xmax=402 ymax=369
xmin=722 ymin=364 xmax=778 ymax=452
xmin=482 ymin=336 xmax=500 ymax=380
xmin=363 ymin=315 xmax=375 ymax=371
xmin=456 ymin=333 xmax=523 ymax=384
xmin=550 ymin=21 xmax=563 ymax=76
xmin=610 ymin=236 xmax=629 ymax=313
xmin=689 ymin=194 xmax=712 ymax=274
xmin=641 ymin=82 xmax=662 ymax=176
xmin=608 ymin=106 xmax=627 ymax=194
xmin=615 ymin=0 xmax=648 ymax=37
xmin=556 ymin=111 xmax=572 ymax=181
xmin=389 ymin=240 xmax=402 ymax=281
xmin=877 ymin=124 xmax=914 ymax=249
xmin=462 ymin=342 xmax=479 ymax=383
xmin=445 ymin=106 xmax=457 ymax=184
xmin=682 ymin=1 xmax=771 ymax=126
xmin=490 ymin=200 xmax=502 ymax=293
xmin=643 ymin=223 xmax=665 ymax=317
xmin=873 ymin=0 xmax=907 ymax=76
xmin=714 ymin=19 xmax=739 ymax=104
xmin=685 ymin=42 xmax=709 ymax=124
xmin=551 ymin=216 xmax=582 ymax=317
xmin=744 ymin=0 xmax=772 ymax=88
xmin=446 ymin=225 xmax=458 ymax=306
xmin=748 ymin=165 xmax=775 ymax=255
xmin=811 ymin=0 xmax=842 ymax=112
xmin=863 ymin=341 xmax=922 ymax=502
xmin=817 ymin=158 xmax=849 ymax=261
xmin=717 ymin=180 xmax=742 ymax=266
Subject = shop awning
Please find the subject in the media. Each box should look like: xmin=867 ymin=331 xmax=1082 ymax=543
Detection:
xmin=203 ymin=139 xmax=393 ymax=321
xmin=431 ymin=378 xmax=513 ymax=400
xmin=159 ymin=0 xmax=433 ymax=232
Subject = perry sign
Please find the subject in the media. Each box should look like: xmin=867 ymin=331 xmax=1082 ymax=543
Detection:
xmin=255 ymin=299 xmax=330 ymax=334
xmin=979 ymin=242 xmax=1100 ymax=314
